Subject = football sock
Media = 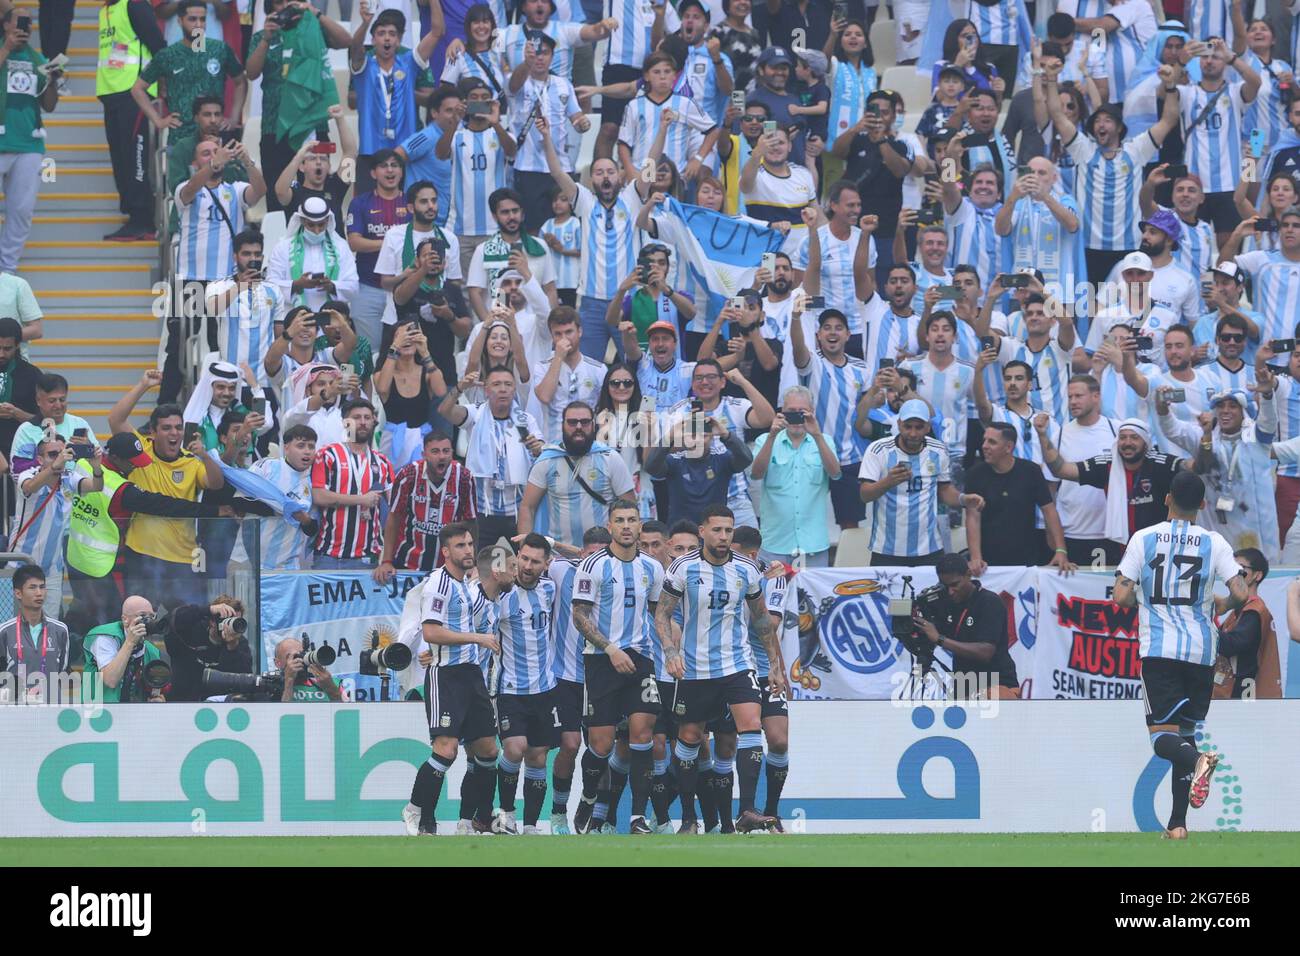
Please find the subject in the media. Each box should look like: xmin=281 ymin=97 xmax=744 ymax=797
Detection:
xmin=472 ymin=755 xmax=498 ymax=825
xmin=580 ymin=746 xmax=610 ymax=800
xmin=551 ymin=773 xmax=573 ymax=814
xmin=698 ymin=755 xmax=718 ymax=830
xmin=606 ymin=750 xmax=629 ymax=827
xmin=458 ymin=760 xmax=478 ymax=823
xmin=712 ymin=756 xmax=735 ymax=830
xmin=650 ymin=756 xmax=674 ymax=823
xmin=496 ymin=755 xmax=521 ymax=813
xmin=737 ymin=732 xmax=765 ymax=813
xmin=522 ymin=765 xmax=548 ymax=827
xmin=411 ymin=755 xmax=451 ymax=830
xmin=628 ymin=740 xmax=654 ymax=817
xmin=764 ymin=749 xmax=789 ymax=817
xmin=673 ymin=740 xmax=701 ymax=823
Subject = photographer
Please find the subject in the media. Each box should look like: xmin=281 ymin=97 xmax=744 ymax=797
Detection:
xmin=273 ymin=637 xmax=342 ymax=703
xmin=912 ymin=554 xmax=1021 ymax=700
xmin=82 ymin=595 xmax=168 ymax=703
xmin=164 ymin=598 xmax=254 ymax=703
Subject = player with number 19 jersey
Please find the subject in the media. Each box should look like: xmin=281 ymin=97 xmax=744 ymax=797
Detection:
xmin=663 ymin=549 xmax=764 ymax=680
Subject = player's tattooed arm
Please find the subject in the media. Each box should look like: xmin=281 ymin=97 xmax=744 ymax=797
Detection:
xmin=1112 ymin=574 xmax=1137 ymax=608
xmin=747 ymin=593 xmax=787 ymax=695
xmin=571 ymin=603 xmax=610 ymax=652
xmin=655 ymin=591 xmax=685 ymax=678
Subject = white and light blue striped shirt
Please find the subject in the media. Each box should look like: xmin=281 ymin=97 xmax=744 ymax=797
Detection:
xmin=509 ymin=75 xmax=582 ymax=173
xmin=900 ymin=355 xmax=976 ymax=459
xmin=793 ymin=224 xmax=875 ymax=336
xmin=1118 ymin=519 xmax=1239 ymax=665
xmin=664 ymin=550 xmax=763 ymax=680
xmin=1271 ymin=375 xmax=1300 ymax=478
xmin=1066 ymin=131 xmax=1159 ymax=250
xmin=617 ymin=90 xmax=714 ymax=175
xmin=423 ymin=567 xmax=489 ymax=667
xmin=680 ymin=43 xmax=734 ymax=124
xmin=797 ymin=351 xmax=872 ymax=464
xmin=210 ymin=279 xmax=286 ymax=389
xmin=499 ymin=21 xmax=586 ymax=80
xmin=868 ymin=307 xmax=921 ymax=371
xmin=1235 ymin=249 xmax=1300 ymax=343
xmin=448 ymin=126 xmax=510 ymax=237
xmin=1104 ymin=0 xmax=1158 ymax=104
xmin=858 ymin=436 xmax=951 ymax=557
xmin=1185 ymin=0 xmax=1234 ymax=44
xmin=175 ymin=181 xmax=249 ymax=281
xmin=548 ymin=558 xmax=585 ymax=683
xmin=963 ymin=0 xmax=1017 ymax=47
xmin=573 ymin=181 xmax=645 ymax=300
xmin=13 ymin=467 xmax=84 ymax=575
xmin=605 ymin=0 xmax=681 ymax=68
xmin=1179 ymin=81 xmax=1248 ymax=194
xmin=539 ymin=216 xmax=582 ymax=290
xmin=526 ymin=448 xmax=637 ymax=548
xmin=946 ymin=197 xmax=1008 ymax=284
xmin=572 ymin=547 xmax=664 ymax=657
xmin=1157 ymin=205 xmax=1219 ymax=278
xmin=636 ymin=355 xmax=695 ymax=413
xmin=1243 ymin=53 xmax=1293 ymax=157
xmin=1008 ymin=333 xmax=1074 ymax=425
xmin=494 ymin=578 xmax=558 ymax=696
xmin=247 ymin=457 xmax=314 ymax=570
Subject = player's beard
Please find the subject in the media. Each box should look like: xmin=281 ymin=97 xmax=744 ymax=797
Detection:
xmin=706 ymin=543 xmax=730 ymax=562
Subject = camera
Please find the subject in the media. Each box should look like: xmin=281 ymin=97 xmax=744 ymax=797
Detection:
xmin=271 ymin=5 xmax=304 ymax=29
xmin=137 ymin=609 xmax=170 ymax=638
xmin=217 ymin=614 xmax=248 ymax=636
xmin=359 ymin=632 xmax=413 ymax=676
xmin=1271 ymin=338 xmax=1296 ymax=353
xmin=202 ymin=667 xmax=285 ymax=699
xmin=1134 ymin=334 xmax=1154 ymax=351
xmin=299 ymin=636 xmax=336 ymax=671
xmin=142 ymin=659 xmax=173 ymax=691
xmin=887 ymin=579 xmax=944 ymax=671
xmin=783 ymin=409 xmax=806 ymax=425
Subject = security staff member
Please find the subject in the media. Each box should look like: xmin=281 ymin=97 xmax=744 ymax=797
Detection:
xmin=912 ymin=553 xmax=1021 ymax=700
xmin=97 ymin=0 xmax=166 ymax=242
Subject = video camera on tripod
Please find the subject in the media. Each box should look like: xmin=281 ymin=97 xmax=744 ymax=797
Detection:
xmin=887 ymin=576 xmax=948 ymax=680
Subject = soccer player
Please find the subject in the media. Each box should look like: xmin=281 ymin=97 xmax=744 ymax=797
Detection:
xmin=730 ymin=525 xmax=791 ymax=831
xmin=1112 ymin=471 xmax=1249 ymax=839
xmin=656 ymin=505 xmax=786 ymax=833
xmin=569 ymin=500 xmax=665 ymax=835
xmin=547 ymin=526 xmax=612 ymax=834
xmin=491 ymin=534 xmax=559 ymax=835
xmin=402 ymin=523 xmax=501 ymax=836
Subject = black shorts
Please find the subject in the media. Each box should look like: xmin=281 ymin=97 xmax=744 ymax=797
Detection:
xmin=495 ymin=689 xmax=561 ymax=748
xmin=552 ymin=678 xmax=585 ymax=734
xmin=1141 ymin=656 xmax=1215 ymax=727
xmin=583 ymin=649 xmax=661 ymax=727
xmin=709 ymin=674 xmax=789 ymax=732
xmin=653 ymin=679 xmax=679 ymax=737
xmin=425 ymin=662 xmax=496 ymax=743
xmin=1197 ymin=190 xmax=1240 ymax=234
xmin=672 ymin=670 xmax=762 ymax=725
xmin=598 ymin=63 xmax=642 ymax=126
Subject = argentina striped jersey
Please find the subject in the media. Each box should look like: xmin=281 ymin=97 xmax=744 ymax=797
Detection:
xmin=859 ymin=436 xmax=951 ymax=557
xmin=572 ymin=547 xmax=664 ymax=657
xmin=664 ymin=549 xmax=763 ymax=680
xmin=493 ymin=578 xmax=558 ymax=696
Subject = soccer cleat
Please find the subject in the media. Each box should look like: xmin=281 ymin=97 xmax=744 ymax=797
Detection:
xmin=765 ymin=816 xmax=785 ymax=833
xmin=654 ymin=820 xmax=675 ymax=835
xmin=550 ymin=812 xmax=571 ymax=835
xmin=1189 ymin=752 xmax=1220 ymax=810
xmin=573 ymin=796 xmax=596 ymax=833
xmin=1162 ymin=827 xmax=1189 ymax=840
xmin=454 ymin=819 xmax=473 ymax=836
xmin=491 ymin=809 xmax=518 ymax=834
xmin=522 ymin=825 xmax=541 ymax=835
xmin=677 ymin=819 xmax=700 ymax=834
xmin=734 ymin=809 xmax=775 ymax=833
xmin=629 ymin=816 xmax=652 ymax=835
xmin=470 ymin=817 xmax=495 ymax=835
xmin=401 ymin=802 xmax=422 ymax=837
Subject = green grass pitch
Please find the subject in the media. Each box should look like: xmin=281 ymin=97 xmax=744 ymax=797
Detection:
xmin=4 ymin=832 xmax=1297 ymax=866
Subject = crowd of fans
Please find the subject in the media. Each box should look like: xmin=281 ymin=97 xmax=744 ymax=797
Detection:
xmin=3 ymin=0 xmax=1300 ymax=689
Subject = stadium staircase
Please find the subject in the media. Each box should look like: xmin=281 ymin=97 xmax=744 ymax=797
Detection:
xmin=12 ymin=0 xmax=160 ymax=442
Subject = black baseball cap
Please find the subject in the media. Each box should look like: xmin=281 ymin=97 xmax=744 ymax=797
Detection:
xmin=107 ymin=432 xmax=152 ymax=467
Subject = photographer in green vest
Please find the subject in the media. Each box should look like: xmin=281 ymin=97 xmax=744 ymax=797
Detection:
xmin=82 ymin=594 xmax=168 ymax=703
xmin=272 ymin=637 xmax=342 ymax=703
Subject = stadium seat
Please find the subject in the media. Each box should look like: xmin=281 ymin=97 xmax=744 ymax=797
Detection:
xmin=834 ymin=528 xmax=872 ymax=567
xmin=869 ymin=18 xmax=896 ymax=70
xmin=260 ymin=210 xmax=288 ymax=251
xmin=881 ymin=65 xmax=933 ymax=116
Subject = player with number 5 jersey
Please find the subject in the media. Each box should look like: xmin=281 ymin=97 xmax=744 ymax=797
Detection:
xmin=656 ymin=505 xmax=787 ymax=834
xmin=1113 ymin=470 xmax=1248 ymax=840
xmin=569 ymin=500 xmax=665 ymax=834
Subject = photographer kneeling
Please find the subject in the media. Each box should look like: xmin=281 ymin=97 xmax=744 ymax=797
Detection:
xmin=273 ymin=638 xmax=343 ymax=703
xmin=82 ymin=596 xmax=170 ymax=703
xmin=912 ymin=554 xmax=1021 ymax=700
xmin=164 ymin=597 xmax=254 ymax=702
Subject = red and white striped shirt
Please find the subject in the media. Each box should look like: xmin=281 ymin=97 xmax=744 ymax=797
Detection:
xmin=311 ymin=443 xmax=395 ymax=559
xmin=388 ymin=459 xmax=478 ymax=571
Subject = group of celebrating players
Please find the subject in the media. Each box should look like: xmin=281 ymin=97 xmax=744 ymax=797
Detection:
xmin=402 ymin=500 xmax=790 ymax=835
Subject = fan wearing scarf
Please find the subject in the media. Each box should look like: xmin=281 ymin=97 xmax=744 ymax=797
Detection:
xmin=1121 ymin=22 xmax=1199 ymax=140
xmin=183 ymin=356 xmax=272 ymax=459
xmin=374 ymin=180 xmax=464 ymax=328
xmin=1157 ymin=385 xmax=1281 ymax=559
xmin=1037 ymin=416 xmax=1194 ymax=563
xmin=266 ymin=196 xmax=360 ymax=310
xmin=465 ymin=186 xmax=558 ymax=326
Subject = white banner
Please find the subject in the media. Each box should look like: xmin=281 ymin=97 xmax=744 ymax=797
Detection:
xmin=1033 ymin=571 xmax=1144 ymax=700
xmin=1 ymin=701 xmax=1293 ymax=835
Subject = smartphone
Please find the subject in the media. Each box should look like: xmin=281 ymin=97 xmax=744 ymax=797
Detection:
xmin=71 ymin=444 xmax=94 ymax=460
xmin=1016 ymin=165 xmax=1033 ymax=176
xmin=252 ymin=397 xmax=268 ymax=417
xmin=466 ymin=101 xmax=492 ymax=116
xmin=1167 ymin=388 xmax=1187 ymax=404
xmin=731 ymin=90 xmax=746 ymax=109
xmin=315 ymin=313 xmax=332 ymax=331
xmin=761 ymin=252 xmax=776 ymax=273
xmin=1256 ymin=218 xmax=1279 ymax=233
xmin=784 ymin=409 xmax=806 ymax=424
xmin=832 ymin=1 xmax=849 ymax=20
xmin=1249 ymin=128 xmax=1267 ymax=160
xmin=979 ymin=335 xmax=996 ymax=352
xmin=997 ymin=273 xmax=1030 ymax=289
xmin=805 ymin=295 xmax=826 ymax=310
xmin=918 ymin=202 xmax=944 ymax=223
xmin=1164 ymin=163 xmax=1188 ymax=180
xmin=1271 ymin=338 xmax=1297 ymax=353
xmin=73 ymin=427 xmax=88 ymax=440
xmin=730 ymin=295 xmax=746 ymax=310
xmin=933 ymin=284 xmax=961 ymax=298
xmin=878 ymin=357 xmax=895 ymax=369
xmin=16 ymin=14 xmax=30 ymax=32
xmin=763 ymin=120 xmax=778 ymax=134
xmin=309 ymin=141 xmax=337 ymax=155
xmin=690 ymin=397 xmax=705 ymax=412
xmin=865 ymin=102 xmax=880 ymax=116
xmin=183 ymin=423 xmax=201 ymax=448
xmin=510 ymin=241 xmax=524 ymax=253
xmin=245 ymin=258 xmax=264 ymax=275
xmin=1134 ymin=334 xmax=1154 ymax=350
xmin=638 ymin=263 xmax=651 ymax=283
xmin=516 ymin=424 xmax=531 ymax=442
